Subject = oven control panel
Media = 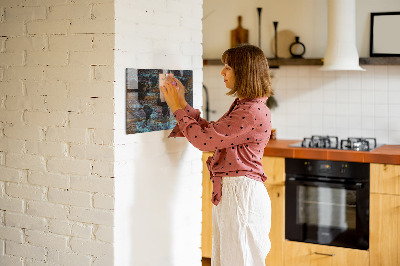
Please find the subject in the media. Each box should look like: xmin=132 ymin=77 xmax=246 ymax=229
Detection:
xmin=286 ymin=158 xmax=369 ymax=180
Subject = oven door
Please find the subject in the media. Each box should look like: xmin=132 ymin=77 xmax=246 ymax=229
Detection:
xmin=285 ymin=177 xmax=369 ymax=250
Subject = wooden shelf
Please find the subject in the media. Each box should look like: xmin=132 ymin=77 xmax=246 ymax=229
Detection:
xmin=359 ymin=57 xmax=400 ymax=65
xmin=203 ymin=57 xmax=400 ymax=67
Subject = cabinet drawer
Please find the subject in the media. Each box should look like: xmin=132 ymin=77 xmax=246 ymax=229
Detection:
xmin=370 ymin=163 xmax=400 ymax=195
xmin=284 ymin=241 xmax=369 ymax=266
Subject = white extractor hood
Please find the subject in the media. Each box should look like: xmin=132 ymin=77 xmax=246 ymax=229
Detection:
xmin=320 ymin=0 xmax=365 ymax=71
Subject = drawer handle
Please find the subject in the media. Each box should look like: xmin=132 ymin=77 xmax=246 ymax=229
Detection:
xmin=314 ymin=252 xmax=335 ymax=257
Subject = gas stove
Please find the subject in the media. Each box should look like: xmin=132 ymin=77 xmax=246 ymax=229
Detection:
xmin=289 ymin=135 xmax=381 ymax=151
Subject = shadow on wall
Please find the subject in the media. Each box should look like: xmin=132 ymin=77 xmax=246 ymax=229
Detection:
xmin=128 ymin=130 xmax=191 ymax=265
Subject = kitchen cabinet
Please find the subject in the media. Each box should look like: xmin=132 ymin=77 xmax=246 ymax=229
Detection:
xmin=201 ymin=153 xmax=286 ymax=266
xmin=284 ymin=241 xmax=369 ymax=266
xmin=201 ymin=152 xmax=213 ymax=258
xmin=370 ymin=163 xmax=400 ymax=266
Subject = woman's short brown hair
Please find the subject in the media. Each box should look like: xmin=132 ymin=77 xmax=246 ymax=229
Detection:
xmin=221 ymin=44 xmax=273 ymax=99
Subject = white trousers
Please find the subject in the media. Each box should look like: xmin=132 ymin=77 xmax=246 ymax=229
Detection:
xmin=212 ymin=176 xmax=271 ymax=266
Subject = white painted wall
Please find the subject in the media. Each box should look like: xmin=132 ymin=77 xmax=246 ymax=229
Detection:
xmin=0 ymin=0 xmax=115 ymax=265
xmin=203 ymin=0 xmax=400 ymax=144
xmin=113 ymin=0 xmax=203 ymax=265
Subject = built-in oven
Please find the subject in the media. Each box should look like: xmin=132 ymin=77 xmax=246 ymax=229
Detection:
xmin=285 ymin=158 xmax=369 ymax=250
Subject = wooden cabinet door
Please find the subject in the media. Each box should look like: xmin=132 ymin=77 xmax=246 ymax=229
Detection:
xmin=264 ymin=184 xmax=284 ymax=266
xmin=284 ymin=241 xmax=369 ymax=266
xmin=201 ymin=152 xmax=213 ymax=258
xmin=262 ymin=156 xmax=285 ymax=186
xmin=370 ymin=193 xmax=400 ymax=266
xmin=370 ymin=163 xmax=400 ymax=195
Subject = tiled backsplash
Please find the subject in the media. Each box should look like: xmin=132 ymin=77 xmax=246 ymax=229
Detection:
xmin=203 ymin=65 xmax=400 ymax=144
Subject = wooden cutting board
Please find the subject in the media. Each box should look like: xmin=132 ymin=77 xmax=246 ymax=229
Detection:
xmin=231 ymin=16 xmax=249 ymax=48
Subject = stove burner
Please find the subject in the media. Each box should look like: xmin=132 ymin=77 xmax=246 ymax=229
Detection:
xmin=340 ymin=137 xmax=377 ymax=151
xmin=301 ymin=135 xmax=339 ymax=149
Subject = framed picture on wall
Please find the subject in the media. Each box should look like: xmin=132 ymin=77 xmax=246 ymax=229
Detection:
xmin=370 ymin=12 xmax=400 ymax=57
xmin=125 ymin=68 xmax=193 ymax=135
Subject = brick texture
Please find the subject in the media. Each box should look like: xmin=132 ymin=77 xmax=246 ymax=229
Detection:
xmin=0 ymin=4 xmax=115 ymax=265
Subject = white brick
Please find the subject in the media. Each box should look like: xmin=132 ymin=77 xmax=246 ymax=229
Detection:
xmin=69 ymin=50 xmax=113 ymax=66
xmin=71 ymin=222 xmax=92 ymax=239
xmin=69 ymin=113 xmax=114 ymax=129
xmin=5 ymin=36 xmax=46 ymax=52
xmin=22 ymin=0 xmax=69 ymax=6
xmin=93 ymin=194 xmax=113 ymax=210
xmin=93 ymin=65 xmax=114 ymax=82
xmin=0 ymin=167 xmax=24 ymax=182
xmin=27 ymin=200 xmax=69 ymax=219
xmin=6 ymin=153 xmax=46 ymax=171
xmin=3 ymin=66 xmax=44 ymax=81
xmin=0 ymin=226 xmax=23 ymax=243
xmin=48 ymin=188 xmax=91 ymax=208
xmin=5 ymin=212 xmax=48 ymax=231
xmin=0 ymin=22 xmax=24 ymax=36
xmin=6 ymin=183 xmax=46 ymax=201
xmin=0 ymin=197 xmax=24 ymax=212
xmin=0 ymin=52 xmax=24 ymax=66
xmin=92 ymin=34 xmax=114 ymax=51
xmin=4 ymin=96 xmax=46 ymax=111
xmin=24 ymin=259 xmax=48 ymax=266
xmin=0 ymin=80 xmax=23 ymax=96
xmin=90 ymin=128 xmax=113 ymax=146
xmin=69 ymin=19 xmax=114 ymax=34
xmin=48 ymin=219 xmax=71 ymax=236
xmin=69 ymin=81 xmax=114 ymax=98
xmin=43 ymin=96 xmax=80 ymax=112
xmin=46 ymin=127 xmax=88 ymax=144
xmin=24 ymin=111 xmax=68 ymax=127
xmin=92 ymin=3 xmax=114 ymax=20
xmin=4 ymin=6 xmax=46 ymax=22
xmin=44 ymin=66 xmax=91 ymax=82
xmin=70 ymin=237 xmax=113 ymax=257
xmin=0 ymin=255 xmax=23 ymax=266
xmin=26 ymin=51 xmax=68 ymax=66
xmin=27 ymin=20 xmax=69 ymax=35
xmin=94 ymin=225 xmax=112 ymax=243
xmin=28 ymin=171 xmax=69 ymax=189
xmin=48 ymin=4 xmax=91 ymax=20
xmin=0 ymin=140 xmax=23 ymax=155
xmin=6 ymin=241 xmax=46 ymax=261
xmin=0 ymin=37 xmax=5 ymax=52
xmin=69 ymin=207 xmax=113 ymax=226
xmin=4 ymin=125 xmax=43 ymax=141
xmin=49 ymin=35 xmax=93 ymax=52
xmin=47 ymin=250 xmax=91 ymax=266
xmin=0 ymin=110 xmax=23 ymax=124
xmin=25 ymin=229 xmax=68 ymax=251
xmin=93 ymin=253 xmax=113 ymax=266
xmin=25 ymin=80 xmax=67 ymax=97
xmin=70 ymin=175 xmax=113 ymax=194
xmin=70 ymin=144 xmax=113 ymax=161
xmin=26 ymin=141 xmax=67 ymax=157
xmin=47 ymin=158 xmax=92 ymax=176
xmin=92 ymin=160 xmax=113 ymax=177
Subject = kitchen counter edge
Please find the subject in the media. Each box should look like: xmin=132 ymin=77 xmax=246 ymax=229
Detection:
xmin=263 ymin=139 xmax=400 ymax=165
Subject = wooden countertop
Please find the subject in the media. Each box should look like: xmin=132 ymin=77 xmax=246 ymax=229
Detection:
xmin=263 ymin=139 xmax=400 ymax=165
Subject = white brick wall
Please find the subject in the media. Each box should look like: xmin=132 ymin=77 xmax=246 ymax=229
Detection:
xmin=0 ymin=0 xmax=115 ymax=265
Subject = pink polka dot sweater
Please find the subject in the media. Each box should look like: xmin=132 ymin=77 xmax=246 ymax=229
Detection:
xmin=169 ymin=97 xmax=272 ymax=206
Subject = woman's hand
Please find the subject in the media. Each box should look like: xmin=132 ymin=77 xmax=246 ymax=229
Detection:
xmin=171 ymin=77 xmax=188 ymax=108
xmin=161 ymin=78 xmax=183 ymax=113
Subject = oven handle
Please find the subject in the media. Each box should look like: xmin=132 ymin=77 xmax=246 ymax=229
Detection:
xmin=314 ymin=252 xmax=335 ymax=257
xmin=286 ymin=177 xmax=364 ymax=189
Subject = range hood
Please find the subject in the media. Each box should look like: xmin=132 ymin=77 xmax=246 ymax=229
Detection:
xmin=320 ymin=0 xmax=365 ymax=71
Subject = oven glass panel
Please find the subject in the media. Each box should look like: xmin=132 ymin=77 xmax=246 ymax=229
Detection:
xmin=297 ymin=186 xmax=357 ymax=230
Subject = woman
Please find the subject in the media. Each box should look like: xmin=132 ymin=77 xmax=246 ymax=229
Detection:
xmin=162 ymin=44 xmax=273 ymax=266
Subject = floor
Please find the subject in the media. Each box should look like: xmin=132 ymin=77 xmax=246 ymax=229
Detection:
xmin=202 ymin=257 xmax=211 ymax=266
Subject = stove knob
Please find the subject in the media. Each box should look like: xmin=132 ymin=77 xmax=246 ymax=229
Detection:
xmin=340 ymin=164 xmax=347 ymax=174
